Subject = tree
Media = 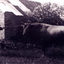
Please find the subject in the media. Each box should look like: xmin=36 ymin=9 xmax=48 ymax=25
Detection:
xmin=26 ymin=2 xmax=64 ymax=25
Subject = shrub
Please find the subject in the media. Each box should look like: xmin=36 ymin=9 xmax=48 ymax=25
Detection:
xmin=26 ymin=2 xmax=64 ymax=25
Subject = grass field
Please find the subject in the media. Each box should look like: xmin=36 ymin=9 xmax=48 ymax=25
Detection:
xmin=0 ymin=40 xmax=64 ymax=64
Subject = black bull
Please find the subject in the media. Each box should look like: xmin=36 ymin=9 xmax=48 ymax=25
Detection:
xmin=8 ymin=23 xmax=64 ymax=50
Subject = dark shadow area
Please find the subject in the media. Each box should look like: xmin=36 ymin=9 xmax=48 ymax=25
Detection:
xmin=0 ymin=44 xmax=43 ymax=58
xmin=45 ymin=45 xmax=64 ymax=60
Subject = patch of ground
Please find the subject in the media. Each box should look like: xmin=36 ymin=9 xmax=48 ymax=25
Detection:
xmin=0 ymin=40 xmax=64 ymax=64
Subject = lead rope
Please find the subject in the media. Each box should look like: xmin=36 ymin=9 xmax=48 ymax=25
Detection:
xmin=0 ymin=25 xmax=24 ymax=30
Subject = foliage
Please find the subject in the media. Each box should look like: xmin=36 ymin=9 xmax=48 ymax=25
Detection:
xmin=26 ymin=3 xmax=64 ymax=25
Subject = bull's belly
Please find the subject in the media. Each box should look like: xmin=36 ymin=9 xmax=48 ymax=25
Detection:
xmin=24 ymin=30 xmax=64 ymax=47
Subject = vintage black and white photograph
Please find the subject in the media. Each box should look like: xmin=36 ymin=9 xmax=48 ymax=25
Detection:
xmin=0 ymin=0 xmax=64 ymax=64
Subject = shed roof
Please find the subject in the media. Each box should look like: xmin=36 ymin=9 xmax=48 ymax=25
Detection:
xmin=0 ymin=0 xmax=41 ymax=16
